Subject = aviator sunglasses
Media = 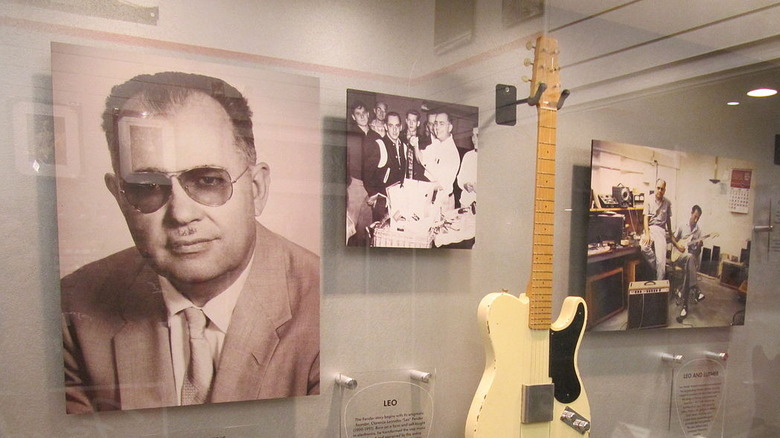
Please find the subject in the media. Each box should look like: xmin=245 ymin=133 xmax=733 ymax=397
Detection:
xmin=120 ymin=166 xmax=250 ymax=213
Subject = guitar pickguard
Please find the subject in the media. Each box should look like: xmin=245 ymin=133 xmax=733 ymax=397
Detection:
xmin=550 ymin=302 xmax=586 ymax=404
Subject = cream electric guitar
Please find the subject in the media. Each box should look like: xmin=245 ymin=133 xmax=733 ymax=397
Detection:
xmin=465 ymin=36 xmax=591 ymax=438
xmin=670 ymin=232 xmax=719 ymax=262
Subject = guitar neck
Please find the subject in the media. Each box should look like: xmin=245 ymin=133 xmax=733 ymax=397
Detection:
xmin=529 ymin=107 xmax=557 ymax=330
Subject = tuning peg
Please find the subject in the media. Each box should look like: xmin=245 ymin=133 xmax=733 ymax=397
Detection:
xmin=521 ymin=75 xmax=530 ymax=83
xmin=526 ymin=40 xmax=535 ymax=50
xmin=524 ymin=58 xmax=533 ymax=67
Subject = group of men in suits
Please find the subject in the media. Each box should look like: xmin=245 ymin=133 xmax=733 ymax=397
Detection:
xmin=61 ymin=72 xmax=320 ymax=413
xmin=346 ymin=99 xmax=468 ymax=246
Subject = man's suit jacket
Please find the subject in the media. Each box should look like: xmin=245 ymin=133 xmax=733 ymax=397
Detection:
xmin=362 ymin=135 xmax=405 ymax=197
xmin=61 ymin=223 xmax=320 ymax=413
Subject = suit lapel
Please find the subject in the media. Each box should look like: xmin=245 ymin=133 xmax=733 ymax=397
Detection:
xmin=210 ymin=225 xmax=292 ymax=402
xmin=114 ymin=263 xmax=177 ymax=410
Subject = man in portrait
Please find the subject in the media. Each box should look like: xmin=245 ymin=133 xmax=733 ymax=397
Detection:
xmin=641 ymin=178 xmax=677 ymax=281
xmin=402 ymin=110 xmax=428 ymax=182
xmin=411 ymin=111 xmax=461 ymax=211
xmin=346 ymin=101 xmax=373 ymax=246
xmin=60 ymin=71 xmax=320 ymax=413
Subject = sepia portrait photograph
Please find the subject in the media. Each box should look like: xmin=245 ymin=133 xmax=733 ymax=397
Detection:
xmin=53 ymin=43 xmax=321 ymax=413
xmin=585 ymin=140 xmax=753 ymax=331
xmin=346 ymin=89 xmax=478 ymax=249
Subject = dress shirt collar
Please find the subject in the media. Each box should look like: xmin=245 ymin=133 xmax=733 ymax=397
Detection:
xmin=160 ymin=255 xmax=254 ymax=334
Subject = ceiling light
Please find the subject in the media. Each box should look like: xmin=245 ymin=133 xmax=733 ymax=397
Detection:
xmin=746 ymin=88 xmax=777 ymax=97
xmin=726 ymin=101 xmax=740 ymax=106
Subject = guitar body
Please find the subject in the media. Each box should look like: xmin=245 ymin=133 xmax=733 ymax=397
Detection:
xmin=670 ymin=246 xmax=685 ymax=263
xmin=465 ymin=292 xmax=591 ymax=438
xmin=466 ymin=35 xmax=591 ymax=438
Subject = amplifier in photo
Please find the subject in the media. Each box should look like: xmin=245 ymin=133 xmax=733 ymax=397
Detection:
xmin=627 ymin=280 xmax=669 ymax=329
xmin=612 ymin=185 xmax=634 ymax=207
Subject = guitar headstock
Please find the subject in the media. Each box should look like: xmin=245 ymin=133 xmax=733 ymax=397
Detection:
xmin=529 ymin=35 xmax=563 ymax=111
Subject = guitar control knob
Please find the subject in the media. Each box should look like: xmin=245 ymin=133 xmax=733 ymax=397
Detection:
xmin=560 ymin=407 xmax=591 ymax=434
xmin=573 ymin=419 xmax=591 ymax=433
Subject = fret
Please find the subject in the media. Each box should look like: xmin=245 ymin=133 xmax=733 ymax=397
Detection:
xmin=538 ymin=127 xmax=557 ymax=137
xmin=534 ymin=212 xmax=554 ymax=225
xmin=536 ymin=158 xmax=556 ymax=175
xmin=531 ymin=269 xmax=552 ymax=278
xmin=531 ymin=278 xmax=552 ymax=285
xmin=536 ymin=187 xmax=555 ymax=201
xmin=531 ymin=283 xmax=553 ymax=290
xmin=530 ymin=293 xmax=552 ymax=299
xmin=529 ymin=303 xmax=552 ymax=309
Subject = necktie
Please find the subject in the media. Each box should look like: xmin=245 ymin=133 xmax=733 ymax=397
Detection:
xmin=406 ymin=143 xmax=415 ymax=179
xmin=181 ymin=307 xmax=213 ymax=405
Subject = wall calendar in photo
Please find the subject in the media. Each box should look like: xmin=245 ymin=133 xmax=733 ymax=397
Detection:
xmin=729 ymin=168 xmax=752 ymax=214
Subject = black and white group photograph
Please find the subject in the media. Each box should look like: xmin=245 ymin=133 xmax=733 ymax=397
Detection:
xmin=346 ymin=89 xmax=479 ymax=249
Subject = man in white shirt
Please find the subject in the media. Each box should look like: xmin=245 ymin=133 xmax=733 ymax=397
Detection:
xmin=641 ymin=179 xmax=679 ymax=281
xmin=673 ymin=204 xmax=707 ymax=322
xmin=412 ymin=111 xmax=461 ymax=210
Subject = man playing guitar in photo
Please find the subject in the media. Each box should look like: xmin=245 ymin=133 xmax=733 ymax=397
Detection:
xmin=673 ymin=204 xmax=717 ymax=322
